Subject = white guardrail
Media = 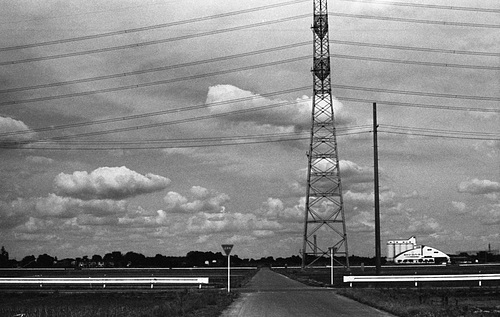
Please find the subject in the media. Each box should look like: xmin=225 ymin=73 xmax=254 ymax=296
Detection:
xmin=0 ymin=277 xmax=209 ymax=289
xmin=344 ymin=274 xmax=500 ymax=287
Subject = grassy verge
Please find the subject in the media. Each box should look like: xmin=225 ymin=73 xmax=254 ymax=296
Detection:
xmin=0 ymin=290 xmax=237 ymax=317
xmin=336 ymin=288 xmax=500 ymax=317
xmin=275 ymin=268 xmax=500 ymax=317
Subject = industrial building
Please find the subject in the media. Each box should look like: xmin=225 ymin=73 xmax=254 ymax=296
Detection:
xmin=387 ymin=237 xmax=450 ymax=265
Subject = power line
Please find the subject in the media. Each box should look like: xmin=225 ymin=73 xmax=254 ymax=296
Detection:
xmin=380 ymin=130 xmax=500 ymax=141
xmin=0 ymin=55 xmax=310 ymax=108
xmin=0 ymin=86 xmax=311 ymax=138
xmin=335 ymin=96 xmax=500 ymax=113
xmin=331 ymin=53 xmax=500 ymax=71
xmin=2 ymin=57 xmax=497 ymax=109
xmin=381 ymin=124 xmax=500 ymax=137
xmin=2 ymin=129 xmax=372 ymax=150
xmin=3 ymin=43 xmax=497 ymax=95
xmin=36 ymin=99 xmax=306 ymax=141
xmin=329 ymin=12 xmax=500 ymax=28
xmin=0 ymin=0 xmax=309 ymax=52
xmin=330 ymin=39 xmax=500 ymax=57
xmin=340 ymin=0 xmax=500 ymax=14
xmin=0 ymin=14 xmax=309 ymax=66
xmin=332 ymin=84 xmax=500 ymax=102
xmin=0 ymin=42 xmax=310 ymax=94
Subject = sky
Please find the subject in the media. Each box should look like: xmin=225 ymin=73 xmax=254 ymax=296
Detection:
xmin=0 ymin=0 xmax=498 ymax=261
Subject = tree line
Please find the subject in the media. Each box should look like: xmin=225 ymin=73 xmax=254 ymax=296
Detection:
xmin=0 ymin=246 xmax=303 ymax=268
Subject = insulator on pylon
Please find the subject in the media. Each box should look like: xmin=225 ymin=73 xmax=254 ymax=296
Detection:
xmin=313 ymin=14 xmax=328 ymax=39
xmin=313 ymin=57 xmax=330 ymax=80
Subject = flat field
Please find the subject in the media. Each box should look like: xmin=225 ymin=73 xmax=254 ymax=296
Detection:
xmin=0 ymin=267 xmax=257 ymax=317
xmin=0 ymin=267 xmax=257 ymax=290
xmin=0 ymin=290 xmax=236 ymax=317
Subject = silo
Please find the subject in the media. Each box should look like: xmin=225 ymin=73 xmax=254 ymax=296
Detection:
xmin=395 ymin=243 xmax=402 ymax=256
xmin=387 ymin=242 xmax=395 ymax=261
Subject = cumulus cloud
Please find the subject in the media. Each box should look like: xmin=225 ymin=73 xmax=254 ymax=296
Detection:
xmin=205 ymin=85 xmax=354 ymax=130
xmin=186 ymin=211 xmax=282 ymax=235
xmin=255 ymin=197 xmax=304 ymax=222
xmin=467 ymin=204 xmax=500 ymax=226
xmin=0 ymin=199 xmax=32 ymax=229
xmin=0 ymin=116 xmax=37 ymax=146
xmin=452 ymin=201 xmax=467 ymax=214
xmin=34 ymin=193 xmax=127 ymax=218
xmin=287 ymin=160 xmax=373 ymax=197
xmin=458 ymin=178 xmax=500 ymax=195
xmin=163 ymin=186 xmax=230 ymax=213
xmin=54 ymin=166 xmax=171 ymax=200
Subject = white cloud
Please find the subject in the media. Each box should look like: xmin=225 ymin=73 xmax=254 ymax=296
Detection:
xmin=25 ymin=156 xmax=54 ymax=165
xmin=0 ymin=116 xmax=37 ymax=146
xmin=458 ymin=178 xmax=500 ymax=195
xmin=54 ymin=166 xmax=171 ymax=200
xmin=0 ymin=199 xmax=32 ymax=229
xmin=34 ymin=193 xmax=128 ymax=218
xmin=470 ymin=204 xmax=500 ymax=226
xmin=205 ymin=85 xmax=354 ymax=131
xmin=163 ymin=187 xmax=230 ymax=214
xmin=186 ymin=211 xmax=282 ymax=235
xmin=452 ymin=201 xmax=467 ymax=214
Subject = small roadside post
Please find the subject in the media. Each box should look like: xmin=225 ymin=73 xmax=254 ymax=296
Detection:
xmin=329 ymin=247 xmax=337 ymax=285
xmin=221 ymin=244 xmax=234 ymax=292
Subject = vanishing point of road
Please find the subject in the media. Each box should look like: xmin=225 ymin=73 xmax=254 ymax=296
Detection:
xmin=221 ymin=268 xmax=395 ymax=317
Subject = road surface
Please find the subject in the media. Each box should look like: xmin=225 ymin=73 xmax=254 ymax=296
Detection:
xmin=221 ymin=268 xmax=395 ymax=317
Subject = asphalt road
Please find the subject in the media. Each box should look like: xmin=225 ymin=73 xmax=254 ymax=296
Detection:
xmin=221 ymin=268 xmax=395 ymax=317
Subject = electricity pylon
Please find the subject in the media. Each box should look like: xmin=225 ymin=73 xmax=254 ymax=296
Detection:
xmin=301 ymin=0 xmax=349 ymax=268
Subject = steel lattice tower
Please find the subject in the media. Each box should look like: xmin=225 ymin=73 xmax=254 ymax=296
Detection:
xmin=301 ymin=0 xmax=349 ymax=268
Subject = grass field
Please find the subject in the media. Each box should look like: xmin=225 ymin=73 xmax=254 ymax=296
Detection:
xmin=337 ymin=288 xmax=500 ymax=317
xmin=0 ymin=290 xmax=236 ymax=317
xmin=0 ymin=267 xmax=257 ymax=316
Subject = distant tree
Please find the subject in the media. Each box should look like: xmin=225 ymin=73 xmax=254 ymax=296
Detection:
xmin=103 ymin=251 xmax=124 ymax=267
xmin=91 ymin=254 xmax=103 ymax=263
xmin=124 ymin=251 xmax=146 ymax=267
xmin=37 ymin=254 xmax=55 ymax=267
xmin=20 ymin=255 xmax=36 ymax=267
xmin=0 ymin=246 xmax=9 ymax=267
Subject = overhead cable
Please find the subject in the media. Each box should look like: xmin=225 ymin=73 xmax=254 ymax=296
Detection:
xmin=335 ymin=96 xmax=500 ymax=113
xmin=332 ymin=84 xmax=500 ymax=102
xmin=330 ymin=40 xmax=500 ymax=57
xmin=331 ymin=54 xmax=500 ymax=71
xmin=329 ymin=12 xmax=500 ymax=29
xmin=0 ymin=42 xmax=310 ymax=94
xmin=2 ymin=130 xmax=371 ymax=151
xmin=0 ymin=56 xmax=310 ymax=108
xmin=0 ymin=86 xmax=311 ymax=138
xmin=340 ymin=0 xmax=500 ymax=14
xmin=36 ymin=99 xmax=305 ymax=141
xmin=0 ymin=0 xmax=309 ymax=52
xmin=380 ymin=130 xmax=500 ymax=141
xmin=0 ymin=14 xmax=309 ymax=66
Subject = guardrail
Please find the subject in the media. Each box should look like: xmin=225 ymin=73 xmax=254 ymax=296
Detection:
xmin=344 ymin=274 xmax=500 ymax=287
xmin=0 ymin=277 xmax=209 ymax=289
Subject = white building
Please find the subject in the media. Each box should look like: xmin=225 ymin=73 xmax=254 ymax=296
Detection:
xmin=387 ymin=236 xmax=417 ymax=262
xmin=387 ymin=237 xmax=450 ymax=264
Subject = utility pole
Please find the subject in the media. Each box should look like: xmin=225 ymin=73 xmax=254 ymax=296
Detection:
xmin=302 ymin=0 xmax=349 ymax=269
xmin=373 ymin=103 xmax=381 ymax=275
